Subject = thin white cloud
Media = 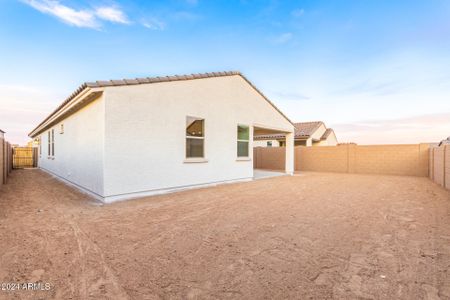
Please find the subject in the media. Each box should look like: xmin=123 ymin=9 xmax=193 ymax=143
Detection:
xmin=141 ymin=18 xmax=165 ymax=30
xmin=22 ymin=0 xmax=131 ymax=29
xmin=22 ymin=0 xmax=99 ymax=28
xmin=271 ymin=32 xmax=293 ymax=44
xmin=291 ymin=8 xmax=304 ymax=17
xmin=95 ymin=6 xmax=130 ymax=24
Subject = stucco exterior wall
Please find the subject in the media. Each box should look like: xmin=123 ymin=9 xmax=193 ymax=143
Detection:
xmin=315 ymin=131 xmax=338 ymax=146
xmin=310 ymin=124 xmax=326 ymax=142
xmin=38 ymin=97 xmax=105 ymax=197
xmin=103 ymin=75 xmax=293 ymax=201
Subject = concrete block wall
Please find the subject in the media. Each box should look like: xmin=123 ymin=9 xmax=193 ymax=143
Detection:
xmin=295 ymin=145 xmax=349 ymax=173
xmin=254 ymin=143 xmax=430 ymax=177
xmin=353 ymin=144 xmax=429 ymax=176
xmin=0 ymin=137 xmax=12 ymax=189
xmin=430 ymin=145 xmax=449 ymax=190
xmin=446 ymin=146 xmax=450 ymax=190
xmin=0 ymin=137 xmax=3 ymax=188
xmin=253 ymin=147 xmax=286 ymax=170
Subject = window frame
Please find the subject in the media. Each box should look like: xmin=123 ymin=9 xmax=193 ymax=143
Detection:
xmin=237 ymin=124 xmax=250 ymax=158
xmin=47 ymin=131 xmax=51 ymax=158
xmin=185 ymin=116 xmax=205 ymax=160
xmin=38 ymin=137 xmax=42 ymax=157
xmin=51 ymin=129 xmax=55 ymax=157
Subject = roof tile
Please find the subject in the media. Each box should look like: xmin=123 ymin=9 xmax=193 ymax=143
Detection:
xmin=255 ymin=121 xmax=324 ymax=140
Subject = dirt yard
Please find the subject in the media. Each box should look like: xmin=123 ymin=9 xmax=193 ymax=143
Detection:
xmin=1 ymin=170 xmax=450 ymax=299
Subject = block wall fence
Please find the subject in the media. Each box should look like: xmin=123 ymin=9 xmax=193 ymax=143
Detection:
xmin=429 ymin=145 xmax=450 ymax=190
xmin=0 ymin=137 xmax=13 ymax=190
xmin=254 ymin=143 xmax=430 ymax=177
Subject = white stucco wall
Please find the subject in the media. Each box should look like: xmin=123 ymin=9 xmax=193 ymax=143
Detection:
xmin=37 ymin=97 xmax=105 ymax=197
xmin=310 ymin=123 xmax=327 ymax=142
xmin=325 ymin=131 xmax=338 ymax=146
xmin=102 ymin=75 xmax=293 ymax=201
xmin=312 ymin=128 xmax=338 ymax=146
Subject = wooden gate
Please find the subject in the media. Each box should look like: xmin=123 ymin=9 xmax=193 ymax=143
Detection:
xmin=13 ymin=147 xmax=37 ymax=169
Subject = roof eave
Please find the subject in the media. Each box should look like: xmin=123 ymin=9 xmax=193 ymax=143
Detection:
xmin=29 ymin=87 xmax=103 ymax=138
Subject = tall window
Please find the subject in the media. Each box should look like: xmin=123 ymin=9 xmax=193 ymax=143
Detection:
xmin=186 ymin=116 xmax=204 ymax=158
xmin=267 ymin=141 xmax=272 ymax=147
xmin=48 ymin=131 xmax=51 ymax=156
xmin=51 ymin=129 xmax=55 ymax=156
xmin=237 ymin=125 xmax=249 ymax=157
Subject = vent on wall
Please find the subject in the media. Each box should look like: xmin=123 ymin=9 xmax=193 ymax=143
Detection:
xmin=60 ymin=124 xmax=64 ymax=134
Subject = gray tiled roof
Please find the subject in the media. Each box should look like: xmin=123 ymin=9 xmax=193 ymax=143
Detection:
xmin=29 ymin=71 xmax=293 ymax=137
xmin=255 ymin=121 xmax=324 ymax=140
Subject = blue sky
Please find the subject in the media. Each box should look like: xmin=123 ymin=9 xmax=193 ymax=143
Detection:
xmin=1 ymin=0 xmax=449 ymax=144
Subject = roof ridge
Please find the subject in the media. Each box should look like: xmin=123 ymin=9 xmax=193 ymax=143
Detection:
xmin=293 ymin=121 xmax=323 ymax=124
xmin=85 ymin=70 xmax=241 ymax=87
xmin=29 ymin=70 xmax=293 ymax=137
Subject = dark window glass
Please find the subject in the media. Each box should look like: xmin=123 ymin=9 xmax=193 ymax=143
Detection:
xmin=186 ymin=117 xmax=204 ymax=137
xmin=186 ymin=116 xmax=204 ymax=158
xmin=237 ymin=125 xmax=249 ymax=140
xmin=237 ymin=125 xmax=249 ymax=157
xmin=237 ymin=141 xmax=249 ymax=157
xmin=186 ymin=138 xmax=204 ymax=158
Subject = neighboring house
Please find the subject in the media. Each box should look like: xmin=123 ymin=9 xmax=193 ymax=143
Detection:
xmin=29 ymin=71 xmax=295 ymax=203
xmin=438 ymin=137 xmax=450 ymax=146
xmin=253 ymin=121 xmax=338 ymax=147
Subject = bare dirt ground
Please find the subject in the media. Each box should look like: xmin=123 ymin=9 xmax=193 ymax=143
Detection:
xmin=1 ymin=169 xmax=450 ymax=299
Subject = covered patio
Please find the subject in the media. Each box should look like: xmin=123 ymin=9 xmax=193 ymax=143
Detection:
xmin=252 ymin=124 xmax=294 ymax=179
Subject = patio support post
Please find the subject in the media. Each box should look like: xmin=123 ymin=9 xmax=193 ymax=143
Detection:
xmin=285 ymin=132 xmax=294 ymax=175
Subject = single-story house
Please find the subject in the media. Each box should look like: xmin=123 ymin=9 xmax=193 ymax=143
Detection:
xmin=29 ymin=71 xmax=295 ymax=203
xmin=253 ymin=121 xmax=338 ymax=147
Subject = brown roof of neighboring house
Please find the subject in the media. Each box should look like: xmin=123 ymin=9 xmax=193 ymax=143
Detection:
xmin=255 ymin=121 xmax=324 ymax=140
xmin=320 ymin=128 xmax=335 ymax=140
xmin=29 ymin=71 xmax=293 ymax=137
